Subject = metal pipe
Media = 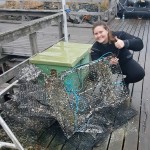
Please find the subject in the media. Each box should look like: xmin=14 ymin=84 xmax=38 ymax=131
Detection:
xmin=0 ymin=116 xmax=24 ymax=150
xmin=0 ymin=142 xmax=17 ymax=149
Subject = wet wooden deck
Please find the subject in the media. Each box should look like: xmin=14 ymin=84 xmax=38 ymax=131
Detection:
xmin=1 ymin=18 xmax=150 ymax=150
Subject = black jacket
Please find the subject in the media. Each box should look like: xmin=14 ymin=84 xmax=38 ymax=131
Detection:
xmin=91 ymin=31 xmax=143 ymax=64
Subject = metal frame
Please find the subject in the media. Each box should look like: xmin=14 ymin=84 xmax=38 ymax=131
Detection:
xmin=0 ymin=116 xmax=24 ymax=150
xmin=0 ymin=78 xmax=23 ymax=149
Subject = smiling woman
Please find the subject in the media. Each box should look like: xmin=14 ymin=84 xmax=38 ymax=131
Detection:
xmin=93 ymin=25 xmax=109 ymax=44
xmin=91 ymin=21 xmax=145 ymax=92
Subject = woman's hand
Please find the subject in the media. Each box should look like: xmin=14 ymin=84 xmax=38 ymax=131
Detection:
xmin=114 ymin=36 xmax=125 ymax=49
xmin=110 ymin=57 xmax=119 ymax=65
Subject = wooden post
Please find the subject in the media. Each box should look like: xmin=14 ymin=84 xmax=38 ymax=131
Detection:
xmin=20 ymin=0 xmax=25 ymax=21
xmin=98 ymin=2 xmax=101 ymax=21
xmin=0 ymin=45 xmax=4 ymax=73
xmin=29 ymin=32 xmax=38 ymax=55
xmin=113 ymin=0 xmax=118 ymax=18
xmin=108 ymin=10 xmax=110 ymax=21
xmin=58 ymin=16 xmax=63 ymax=40
xmin=0 ymin=45 xmax=2 ymax=58
xmin=1 ymin=64 xmax=5 ymax=73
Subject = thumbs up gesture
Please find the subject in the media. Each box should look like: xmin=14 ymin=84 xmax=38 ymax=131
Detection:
xmin=114 ymin=36 xmax=125 ymax=49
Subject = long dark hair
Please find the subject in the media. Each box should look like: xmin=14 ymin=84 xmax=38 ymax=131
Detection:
xmin=92 ymin=21 xmax=116 ymax=43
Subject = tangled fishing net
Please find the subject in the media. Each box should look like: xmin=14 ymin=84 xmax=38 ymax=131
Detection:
xmin=0 ymin=56 xmax=137 ymax=148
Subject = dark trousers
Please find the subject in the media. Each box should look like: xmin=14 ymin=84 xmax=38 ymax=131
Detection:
xmin=120 ymin=59 xmax=145 ymax=85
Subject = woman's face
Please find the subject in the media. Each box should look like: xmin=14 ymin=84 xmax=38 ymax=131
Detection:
xmin=93 ymin=25 xmax=109 ymax=44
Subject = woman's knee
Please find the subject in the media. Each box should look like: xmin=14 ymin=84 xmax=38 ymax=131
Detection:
xmin=128 ymin=68 xmax=145 ymax=83
xmin=136 ymin=69 xmax=145 ymax=81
